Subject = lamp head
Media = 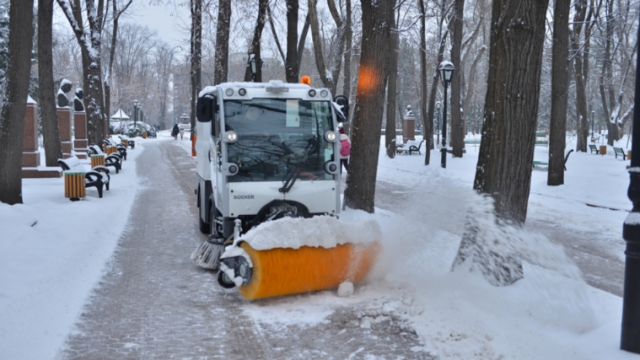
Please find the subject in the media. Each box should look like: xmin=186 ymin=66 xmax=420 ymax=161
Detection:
xmin=438 ymin=61 xmax=455 ymax=86
xmin=248 ymin=53 xmax=257 ymax=74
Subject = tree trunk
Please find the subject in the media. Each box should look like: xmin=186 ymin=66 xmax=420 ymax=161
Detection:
xmin=56 ymin=0 xmax=106 ymax=146
xmin=38 ymin=0 xmax=62 ymax=167
xmin=453 ymin=0 xmax=549 ymax=286
xmin=571 ymin=0 xmax=589 ymax=152
xmin=214 ymin=0 xmax=231 ymax=85
xmin=343 ymin=0 xmax=395 ymax=213
xmin=0 ymin=0 xmax=34 ymax=204
xmin=424 ymin=0 xmax=449 ymax=164
xmin=243 ymin=0 xmax=267 ymax=82
xmin=474 ymin=0 xmax=548 ymax=223
xmin=285 ymin=0 xmax=299 ymax=83
xmin=190 ymin=0 xmax=202 ymax=133
xmin=547 ymin=0 xmax=571 ymax=185
xmin=342 ymin=0 xmax=352 ymax=99
xmin=385 ymin=9 xmax=398 ymax=158
xmin=450 ymin=0 xmax=465 ymax=158
xmin=103 ymin=0 xmax=131 ymax=135
xmin=418 ymin=0 xmax=430 ymax=164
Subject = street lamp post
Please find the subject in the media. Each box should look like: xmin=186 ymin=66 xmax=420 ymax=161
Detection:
xmin=438 ymin=61 xmax=454 ymax=168
xmin=591 ymin=110 xmax=595 ymax=142
xmin=133 ymin=99 xmax=139 ymax=130
xmin=248 ymin=53 xmax=257 ymax=82
xmin=435 ymin=101 xmax=441 ymax=146
xmin=621 ymin=17 xmax=640 ymax=355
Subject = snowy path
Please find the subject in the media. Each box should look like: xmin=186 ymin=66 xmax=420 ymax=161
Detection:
xmin=58 ymin=140 xmax=429 ymax=359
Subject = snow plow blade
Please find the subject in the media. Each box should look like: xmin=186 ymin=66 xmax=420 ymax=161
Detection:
xmin=234 ymin=241 xmax=381 ymax=300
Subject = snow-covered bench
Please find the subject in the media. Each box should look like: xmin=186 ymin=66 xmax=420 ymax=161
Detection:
xmin=57 ymin=156 xmax=110 ymax=199
xmin=102 ymin=138 xmax=128 ymax=160
xmin=118 ymin=135 xmax=135 ymax=149
xmin=88 ymin=144 xmax=122 ymax=173
xmin=396 ymin=139 xmax=424 ymax=155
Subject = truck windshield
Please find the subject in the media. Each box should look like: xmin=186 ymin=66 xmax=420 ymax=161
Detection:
xmin=223 ymin=99 xmax=335 ymax=183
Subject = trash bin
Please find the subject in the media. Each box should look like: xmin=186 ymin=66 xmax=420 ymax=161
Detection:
xmin=599 ymin=145 xmax=607 ymax=155
xmin=64 ymin=171 xmax=85 ymax=201
xmin=90 ymin=154 xmax=105 ymax=168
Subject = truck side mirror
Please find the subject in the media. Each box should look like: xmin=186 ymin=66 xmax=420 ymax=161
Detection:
xmin=334 ymin=95 xmax=349 ymax=123
xmin=196 ymin=94 xmax=217 ymax=123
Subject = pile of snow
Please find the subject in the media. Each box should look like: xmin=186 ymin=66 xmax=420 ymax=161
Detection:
xmin=239 ymin=212 xmax=382 ymax=250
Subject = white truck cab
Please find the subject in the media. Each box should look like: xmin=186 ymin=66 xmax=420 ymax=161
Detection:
xmin=195 ymin=80 xmax=349 ymax=239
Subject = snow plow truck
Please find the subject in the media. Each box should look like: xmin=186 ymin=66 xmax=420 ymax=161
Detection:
xmin=191 ymin=79 xmax=381 ymax=300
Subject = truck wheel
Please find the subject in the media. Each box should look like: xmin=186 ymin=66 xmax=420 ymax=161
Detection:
xmin=217 ymin=270 xmax=236 ymax=289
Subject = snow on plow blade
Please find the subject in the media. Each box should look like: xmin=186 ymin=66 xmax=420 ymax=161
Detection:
xmin=237 ymin=240 xmax=381 ymax=300
xmin=218 ymin=216 xmax=383 ymax=300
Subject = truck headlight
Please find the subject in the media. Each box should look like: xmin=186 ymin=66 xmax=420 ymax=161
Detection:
xmin=223 ymin=131 xmax=238 ymax=143
xmin=325 ymin=131 xmax=337 ymax=142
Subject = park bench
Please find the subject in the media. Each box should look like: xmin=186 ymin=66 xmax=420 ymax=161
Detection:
xmin=614 ymin=147 xmax=627 ymax=160
xmin=118 ymin=135 xmax=135 ymax=149
xmin=396 ymin=139 xmax=425 ymax=155
xmin=57 ymin=156 xmax=110 ymax=199
xmin=102 ymin=138 xmax=128 ymax=160
xmin=533 ymin=149 xmax=574 ymax=171
xmin=88 ymin=144 xmax=122 ymax=173
xmin=535 ymin=131 xmax=549 ymax=146
xmin=589 ymin=144 xmax=598 ymax=154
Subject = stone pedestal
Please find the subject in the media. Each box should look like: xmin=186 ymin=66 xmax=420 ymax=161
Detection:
xmin=57 ymin=107 xmax=73 ymax=158
xmin=73 ymin=111 xmax=88 ymax=159
xmin=402 ymin=105 xmax=416 ymax=143
xmin=22 ymin=102 xmax=39 ymax=168
xmin=22 ymin=101 xmax=62 ymax=178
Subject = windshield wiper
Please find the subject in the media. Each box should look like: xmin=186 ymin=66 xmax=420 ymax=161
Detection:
xmin=279 ymin=137 xmax=318 ymax=193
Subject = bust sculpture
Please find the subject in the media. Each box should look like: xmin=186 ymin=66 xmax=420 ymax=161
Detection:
xmin=56 ymin=79 xmax=72 ymax=108
xmin=74 ymin=88 xmax=84 ymax=112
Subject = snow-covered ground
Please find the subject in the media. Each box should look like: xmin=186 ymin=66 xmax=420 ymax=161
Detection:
xmin=0 ymin=131 xmax=636 ymax=359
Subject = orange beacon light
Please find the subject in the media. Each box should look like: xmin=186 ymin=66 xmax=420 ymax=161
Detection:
xmin=300 ymin=75 xmax=311 ymax=85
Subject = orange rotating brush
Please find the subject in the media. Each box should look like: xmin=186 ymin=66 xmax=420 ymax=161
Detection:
xmin=219 ymin=240 xmax=381 ymax=300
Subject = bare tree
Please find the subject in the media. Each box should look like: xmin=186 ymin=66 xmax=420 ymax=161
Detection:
xmin=308 ymin=0 xmax=346 ymax=95
xmin=571 ymin=0 xmax=590 ymax=152
xmin=453 ymin=0 xmax=550 ymax=285
xmin=417 ymin=0 xmax=429 ymax=163
xmin=214 ymin=0 xmax=231 ymax=84
xmin=38 ymin=0 xmax=62 ymax=167
xmin=450 ymin=0 xmax=465 ymax=158
xmin=0 ymin=0 xmax=34 ymax=204
xmin=190 ymin=0 xmax=202 ymax=133
xmin=547 ymin=0 xmax=571 ymax=185
xmin=342 ymin=0 xmax=353 ymax=99
xmin=154 ymin=43 xmax=175 ymax=129
xmin=424 ymin=0 xmax=450 ymax=165
xmin=343 ymin=0 xmax=396 ymax=213
xmin=104 ymin=0 xmax=132 ymax=132
xmin=243 ymin=0 xmax=268 ymax=82
xmin=385 ymin=4 xmax=399 ymax=158
xmin=285 ymin=0 xmax=299 ymax=83
xmin=56 ymin=0 xmax=107 ymax=145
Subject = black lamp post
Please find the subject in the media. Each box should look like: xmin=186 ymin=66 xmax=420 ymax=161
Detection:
xmin=621 ymin=16 xmax=640 ymax=355
xmin=133 ymin=99 xmax=139 ymax=130
xmin=435 ymin=101 xmax=441 ymax=145
xmin=591 ymin=110 xmax=595 ymax=142
xmin=248 ymin=53 xmax=257 ymax=82
xmin=438 ymin=61 xmax=454 ymax=168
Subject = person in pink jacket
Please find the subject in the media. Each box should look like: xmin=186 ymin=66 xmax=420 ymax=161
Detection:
xmin=338 ymin=127 xmax=351 ymax=174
